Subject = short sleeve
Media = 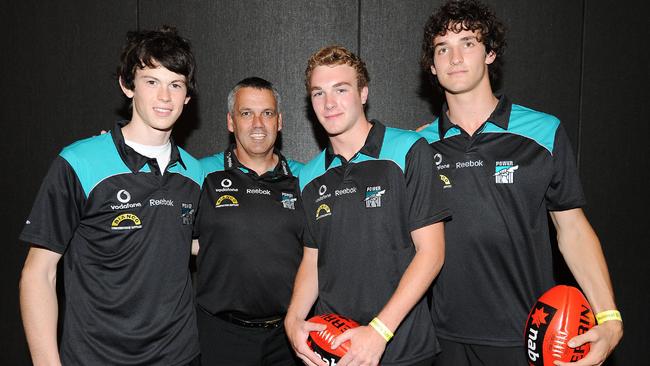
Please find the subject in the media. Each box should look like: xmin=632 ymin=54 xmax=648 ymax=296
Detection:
xmin=405 ymin=138 xmax=451 ymax=231
xmin=545 ymin=124 xmax=586 ymax=211
xmin=19 ymin=156 xmax=86 ymax=253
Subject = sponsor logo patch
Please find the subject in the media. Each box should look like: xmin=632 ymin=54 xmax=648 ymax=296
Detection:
xmin=247 ymin=188 xmax=271 ymax=195
xmin=215 ymin=194 xmax=239 ymax=208
xmin=456 ymin=159 xmax=484 ymax=169
xmin=434 ymin=153 xmax=450 ymax=170
xmin=150 ymin=198 xmax=174 ymax=206
xmin=315 ymin=184 xmax=331 ymax=203
xmin=316 ymin=204 xmax=332 ymax=220
xmin=440 ymin=174 xmax=452 ymax=189
xmin=111 ymin=189 xmax=142 ymax=210
xmin=335 ymin=187 xmax=357 ymax=196
xmin=111 ymin=213 xmax=142 ymax=231
xmin=215 ymin=178 xmax=238 ymax=192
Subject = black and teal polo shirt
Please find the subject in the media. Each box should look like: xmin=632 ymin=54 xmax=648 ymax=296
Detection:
xmin=195 ymin=145 xmax=305 ymax=319
xmin=299 ymin=121 xmax=450 ymax=365
xmin=20 ymin=121 xmax=204 ymax=365
xmin=419 ymin=95 xmax=586 ymax=347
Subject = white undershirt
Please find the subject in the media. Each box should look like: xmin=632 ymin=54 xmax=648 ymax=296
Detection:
xmin=125 ymin=139 xmax=172 ymax=173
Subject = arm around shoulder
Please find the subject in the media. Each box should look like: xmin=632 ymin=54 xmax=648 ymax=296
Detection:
xmin=19 ymin=246 xmax=63 ymax=366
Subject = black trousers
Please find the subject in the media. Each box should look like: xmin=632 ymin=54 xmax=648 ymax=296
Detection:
xmin=197 ymin=307 xmax=299 ymax=366
xmin=433 ymin=338 xmax=527 ymax=366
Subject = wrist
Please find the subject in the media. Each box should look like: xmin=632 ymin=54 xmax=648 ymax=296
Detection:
xmin=595 ymin=310 xmax=622 ymax=325
xmin=368 ymin=317 xmax=393 ymax=342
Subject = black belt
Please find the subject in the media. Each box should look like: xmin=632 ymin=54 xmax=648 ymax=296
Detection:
xmin=214 ymin=312 xmax=284 ymax=329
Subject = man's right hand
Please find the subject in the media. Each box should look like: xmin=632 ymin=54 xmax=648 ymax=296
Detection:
xmin=284 ymin=315 xmax=328 ymax=366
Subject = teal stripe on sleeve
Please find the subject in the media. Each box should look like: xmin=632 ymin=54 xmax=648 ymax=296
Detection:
xmin=483 ymin=104 xmax=559 ymax=154
xmin=59 ymin=133 xmax=130 ymax=197
xmin=378 ymin=127 xmax=423 ymax=172
xmin=299 ymin=151 xmax=329 ymax=192
xmin=417 ymin=118 xmax=441 ymax=143
xmin=199 ymin=152 xmax=225 ymax=176
xmin=288 ymin=159 xmax=304 ymax=176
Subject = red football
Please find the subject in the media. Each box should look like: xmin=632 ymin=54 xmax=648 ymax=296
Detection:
xmin=307 ymin=313 xmax=360 ymax=363
xmin=524 ymin=285 xmax=596 ymax=365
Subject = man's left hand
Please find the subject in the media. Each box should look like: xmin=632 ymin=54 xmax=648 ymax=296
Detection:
xmin=331 ymin=325 xmax=387 ymax=366
xmin=555 ymin=320 xmax=623 ymax=366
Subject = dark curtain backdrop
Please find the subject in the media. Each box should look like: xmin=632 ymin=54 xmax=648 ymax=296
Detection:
xmin=1 ymin=1 xmax=646 ymax=364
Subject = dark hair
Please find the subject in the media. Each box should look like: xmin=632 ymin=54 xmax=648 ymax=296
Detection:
xmin=421 ymin=0 xmax=506 ymax=84
xmin=305 ymin=45 xmax=370 ymax=92
xmin=227 ymin=77 xmax=281 ymax=114
xmin=117 ymin=25 xmax=197 ymax=96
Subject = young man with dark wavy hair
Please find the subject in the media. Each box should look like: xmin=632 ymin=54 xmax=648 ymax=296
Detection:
xmin=418 ymin=1 xmax=622 ymax=365
xmin=285 ymin=45 xmax=449 ymax=366
xmin=19 ymin=26 xmax=203 ymax=366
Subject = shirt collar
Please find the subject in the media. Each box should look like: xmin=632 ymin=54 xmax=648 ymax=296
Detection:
xmin=111 ymin=120 xmax=186 ymax=173
xmin=325 ymin=120 xmax=385 ymax=168
xmin=438 ymin=95 xmax=512 ymax=138
xmin=224 ymin=143 xmax=295 ymax=178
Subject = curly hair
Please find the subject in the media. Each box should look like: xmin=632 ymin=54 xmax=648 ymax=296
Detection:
xmin=421 ymin=0 xmax=506 ymax=84
xmin=117 ymin=25 xmax=197 ymax=96
xmin=305 ymin=45 xmax=370 ymax=92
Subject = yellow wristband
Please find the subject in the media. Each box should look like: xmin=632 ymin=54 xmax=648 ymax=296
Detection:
xmin=596 ymin=310 xmax=622 ymax=324
xmin=369 ymin=317 xmax=394 ymax=342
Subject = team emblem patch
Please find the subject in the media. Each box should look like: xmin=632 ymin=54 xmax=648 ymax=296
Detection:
xmin=111 ymin=213 xmax=142 ymax=231
xmin=316 ymin=204 xmax=331 ymax=220
xmin=215 ymin=195 xmax=239 ymax=208
xmin=494 ymin=161 xmax=519 ymax=184
xmin=181 ymin=203 xmax=194 ymax=225
xmin=364 ymin=186 xmax=385 ymax=208
xmin=281 ymin=192 xmax=297 ymax=210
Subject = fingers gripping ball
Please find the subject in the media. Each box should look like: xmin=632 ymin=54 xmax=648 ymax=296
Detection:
xmin=524 ymin=285 xmax=596 ymax=365
xmin=307 ymin=314 xmax=360 ymax=364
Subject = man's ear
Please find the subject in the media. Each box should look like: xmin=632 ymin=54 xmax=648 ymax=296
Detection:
xmin=485 ymin=50 xmax=496 ymax=65
xmin=360 ymin=86 xmax=369 ymax=105
xmin=227 ymin=113 xmax=235 ymax=133
xmin=184 ymin=96 xmax=191 ymax=105
xmin=277 ymin=113 xmax=283 ymax=132
xmin=119 ymin=77 xmax=134 ymax=98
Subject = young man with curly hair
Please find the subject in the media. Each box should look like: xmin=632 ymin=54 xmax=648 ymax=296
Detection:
xmin=418 ymin=1 xmax=622 ymax=365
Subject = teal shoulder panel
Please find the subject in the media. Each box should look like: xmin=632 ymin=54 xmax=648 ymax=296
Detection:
xmin=59 ymin=132 xmax=130 ymax=197
xmin=417 ymin=118 xmax=441 ymax=143
xmin=483 ymin=104 xmax=560 ymax=154
xmin=199 ymin=152 xmax=225 ymax=175
xmin=287 ymin=159 xmax=304 ymax=176
xmin=379 ymin=127 xmax=423 ymax=172
xmin=172 ymin=147 xmax=204 ymax=188
xmin=299 ymin=151 xmax=328 ymax=192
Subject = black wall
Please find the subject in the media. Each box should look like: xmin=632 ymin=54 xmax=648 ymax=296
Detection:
xmin=2 ymin=1 xmax=646 ymax=364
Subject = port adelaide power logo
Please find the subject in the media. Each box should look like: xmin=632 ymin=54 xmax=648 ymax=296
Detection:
xmin=364 ymin=186 xmax=385 ymax=208
xmin=494 ymin=160 xmax=519 ymax=184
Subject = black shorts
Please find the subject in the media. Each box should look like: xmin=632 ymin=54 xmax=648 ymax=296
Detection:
xmin=433 ymin=338 xmax=527 ymax=366
xmin=196 ymin=307 xmax=299 ymax=366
